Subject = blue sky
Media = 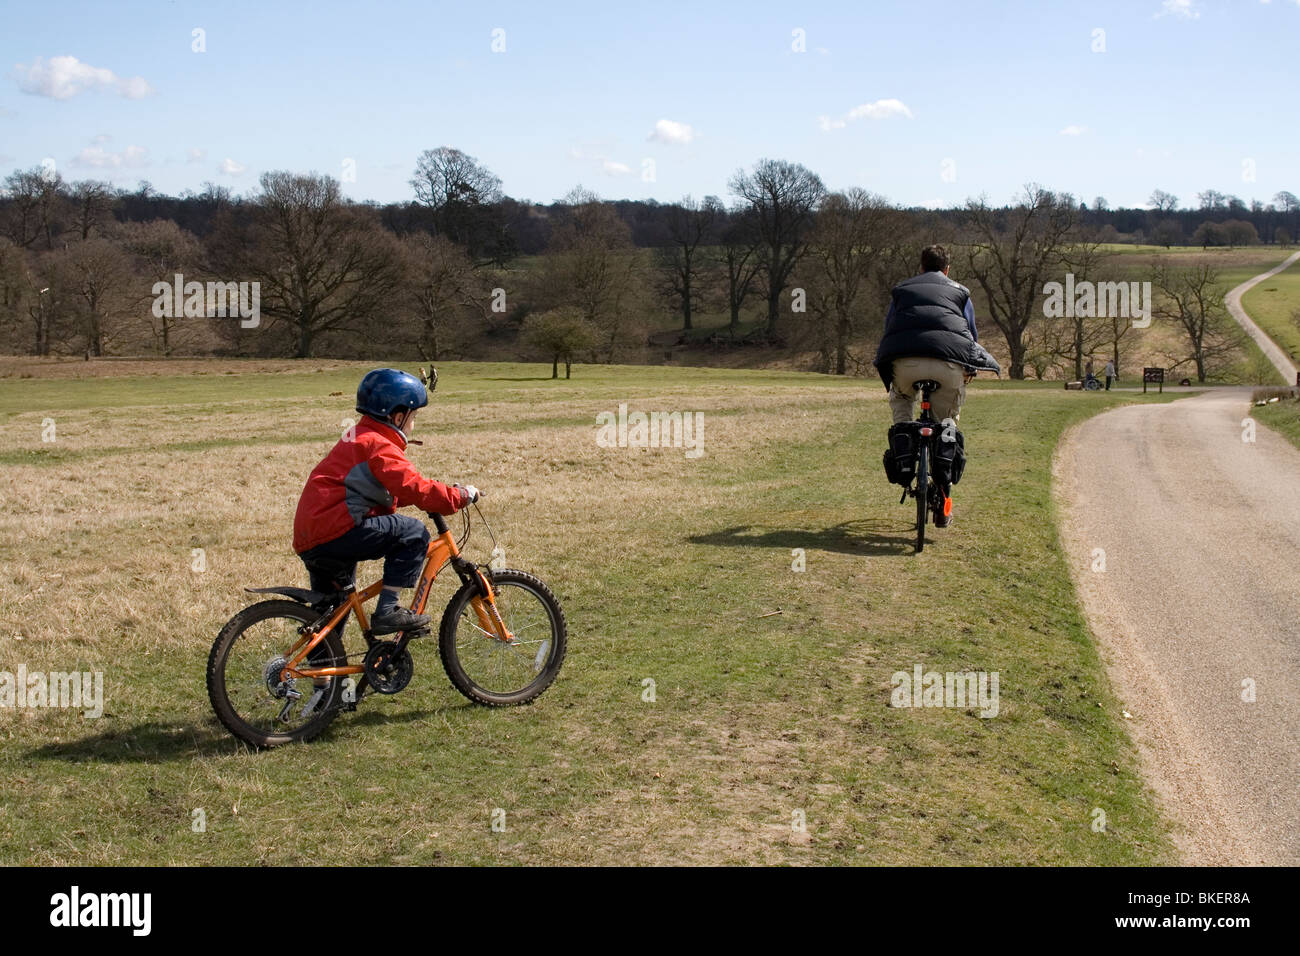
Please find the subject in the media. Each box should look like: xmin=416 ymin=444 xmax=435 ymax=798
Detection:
xmin=1 ymin=0 xmax=1296 ymax=209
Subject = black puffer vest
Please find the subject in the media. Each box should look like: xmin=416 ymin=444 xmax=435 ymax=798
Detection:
xmin=873 ymin=271 xmax=1001 ymax=389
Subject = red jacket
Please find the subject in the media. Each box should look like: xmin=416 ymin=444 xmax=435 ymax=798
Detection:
xmin=293 ymin=415 xmax=468 ymax=553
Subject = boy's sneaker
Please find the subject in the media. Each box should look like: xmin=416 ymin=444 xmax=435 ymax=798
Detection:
xmin=370 ymin=606 xmax=432 ymax=636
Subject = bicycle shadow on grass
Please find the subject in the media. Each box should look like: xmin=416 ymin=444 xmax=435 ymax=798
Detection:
xmin=26 ymin=720 xmax=238 ymax=764
xmin=26 ymin=703 xmax=483 ymax=763
xmin=689 ymin=518 xmax=915 ymax=557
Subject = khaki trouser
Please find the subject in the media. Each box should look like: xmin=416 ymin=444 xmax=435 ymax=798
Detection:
xmin=889 ymin=357 xmax=968 ymax=425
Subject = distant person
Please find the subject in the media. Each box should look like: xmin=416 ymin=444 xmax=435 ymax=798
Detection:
xmin=1104 ymin=359 xmax=1115 ymax=391
xmin=293 ymin=368 xmax=481 ymax=635
xmin=874 ymin=244 xmax=1000 ymax=526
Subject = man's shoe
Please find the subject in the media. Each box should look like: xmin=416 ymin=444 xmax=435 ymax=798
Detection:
xmin=933 ymin=494 xmax=953 ymax=528
xmin=370 ymin=606 xmax=432 ymax=636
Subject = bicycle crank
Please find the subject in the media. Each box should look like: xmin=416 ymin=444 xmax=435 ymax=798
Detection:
xmin=362 ymin=640 xmax=414 ymax=695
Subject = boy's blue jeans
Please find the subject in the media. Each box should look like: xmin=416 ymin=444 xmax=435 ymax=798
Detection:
xmin=299 ymin=514 xmax=430 ymax=595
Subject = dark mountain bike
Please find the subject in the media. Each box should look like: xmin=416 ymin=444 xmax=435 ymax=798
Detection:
xmin=899 ymin=379 xmax=951 ymax=554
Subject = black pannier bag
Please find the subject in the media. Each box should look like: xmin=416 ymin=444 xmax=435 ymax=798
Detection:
xmin=932 ymin=426 xmax=966 ymax=486
xmin=883 ymin=422 xmax=919 ymax=485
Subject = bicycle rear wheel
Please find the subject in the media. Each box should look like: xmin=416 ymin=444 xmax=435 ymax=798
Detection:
xmin=914 ymin=443 xmax=930 ymax=553
xmin=207 ymin=600 xmax=347 ymax=748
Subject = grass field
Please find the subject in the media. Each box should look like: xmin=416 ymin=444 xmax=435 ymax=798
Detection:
xmin=1242 ymin=254 xmax=1300 ymax=370
xmin=1087 ymin=247 xmax=1294 ymax=386
xmin=0 ymin=360 xmax=1188 ymax=864
xmin=1253 ymin=394 xmax=1300 ymax=450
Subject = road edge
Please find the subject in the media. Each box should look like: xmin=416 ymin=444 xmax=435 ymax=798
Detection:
xmin=1224 ymin=250 xmax=1300 ymax=386
xmin=1051 ymin=398 xmax=1263 ymax=866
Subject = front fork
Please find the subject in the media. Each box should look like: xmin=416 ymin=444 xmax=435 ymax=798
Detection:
xmin=450 ymin=553 xmax=513 ymax=643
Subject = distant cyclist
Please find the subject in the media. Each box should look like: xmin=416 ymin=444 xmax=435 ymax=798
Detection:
xmin=874 ymin=244 xmax=1000 ymax=526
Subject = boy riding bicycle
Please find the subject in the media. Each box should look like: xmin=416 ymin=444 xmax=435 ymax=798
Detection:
xmin=293 ymin=368 xmax=480 ymax=635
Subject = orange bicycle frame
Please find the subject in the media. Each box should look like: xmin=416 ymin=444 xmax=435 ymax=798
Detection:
xmin=281 ymin=513 xmax=512 ymax=681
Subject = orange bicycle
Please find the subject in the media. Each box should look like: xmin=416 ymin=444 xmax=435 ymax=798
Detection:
xmin=206 ymin=504 xmax=566 ymax=747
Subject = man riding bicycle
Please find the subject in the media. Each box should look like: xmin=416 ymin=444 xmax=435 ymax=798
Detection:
xmin=874 ymin=244 xmax=1000 ymax=527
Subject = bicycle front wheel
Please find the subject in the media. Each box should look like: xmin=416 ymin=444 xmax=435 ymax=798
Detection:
xmin=915 ymin=443 xmax=930 ymax=554
xmin=438 ymin=569 xmax=567 ymax=706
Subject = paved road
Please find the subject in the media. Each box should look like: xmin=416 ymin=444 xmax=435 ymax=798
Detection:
xmin=1055 ymin=388 xmax=1300 ymax=864
xmin=1225 ymin=249 xmax=1300 ymax=385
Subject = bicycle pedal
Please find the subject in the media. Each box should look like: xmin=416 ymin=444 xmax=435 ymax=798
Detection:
xmin=405 ymin=626 xmax=432 ymax=640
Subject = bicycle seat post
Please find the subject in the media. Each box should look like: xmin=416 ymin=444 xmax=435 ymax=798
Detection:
xmin=914 ymin=379 xmax=942 ymax=424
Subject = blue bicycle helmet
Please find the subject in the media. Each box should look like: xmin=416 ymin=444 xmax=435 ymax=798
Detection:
xmin=355 ymin=368 xmax=428 ymax=423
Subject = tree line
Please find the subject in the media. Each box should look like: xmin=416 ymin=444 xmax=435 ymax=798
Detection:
xmin=1 ymin=150 xmax=1292 ymax=381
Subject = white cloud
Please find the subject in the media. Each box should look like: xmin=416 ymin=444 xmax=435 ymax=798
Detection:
xmin=14 ymin=55 xmax=153 ymax=99
xmin=1156 ymin=0 xmax=1200 ymax=18
xmin=569 ymin=144 xmax=632 ymax=176
xmin=648 ymin=119 xmax=695 ymax=145
xmin=847 ymin=99 xmax=913 ymax=120
xmin=219 ymin=158 xmax=246 ymax=176
xmin=1059 ymin=124 xmax=1087 ymax=136
xmin=72 ymin=144 xmax=148 ymax=168
xmin=91 ymin=133 xmax=111 ymax=145
xmin=818 ymin=98 xmax=913 ymax=132
xmin=187 ymin=147 xmax=206 ymax=164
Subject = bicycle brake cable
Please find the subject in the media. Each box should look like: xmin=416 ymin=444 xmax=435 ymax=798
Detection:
xmin=472 ymin=500 xmax=500 ymax=558
xmin=456 ymin=506 xmax=471 ymax=550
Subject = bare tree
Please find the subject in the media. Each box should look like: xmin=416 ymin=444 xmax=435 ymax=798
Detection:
xmin=69 ymin=180 xmax=114 ymax=241
xmin=964 ymin=185 xmax=1077 ymax=379
xmin=1148 ymin=189 xmax=1180 ymax=214
xmin=59 ymin=238 xmax=139 ymax=356
xmin=410 ymin=147 xmax=505 ymax=259
xmin=1054 ymin=238 xmax=1114 ymax=379
xmin=1151 ymin=220 xmax=1183 ymax=248
xmin=401 ymin=232 xmax=484 ymax=361
xmin=1101 ymin=308 xmax=1138 ymax=380
xmin=1275 ymin=191 xmax=1299 ymax=243
xmin=1150 ymin=263 xmax=1241 ymax=383
xmin=13 ymin=250 xmax=71 ymax=357
xmin=714 ymin=205 xmax=762 ymax=336
xmin=728 ymin=159 xmax=826 ymax=341
xmin=0 ymin=238 xmax=23 ymax=348
xmin=804 ymin=189 xmax=893 ymax=374
xmin=542 ymin=187 xmax=640 ymax=361
xmin=119 ymin=219 xmax=202 ymax=355
xmin=655 ymin=195 xmax=722 ymax=332
xmin=211 ymin=171 xmax=403 ymax=357
xmin=1197 ymin=190 xmax=1230 ymax=213
xmin=2 ymin=167 xmax=64 ymax=249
